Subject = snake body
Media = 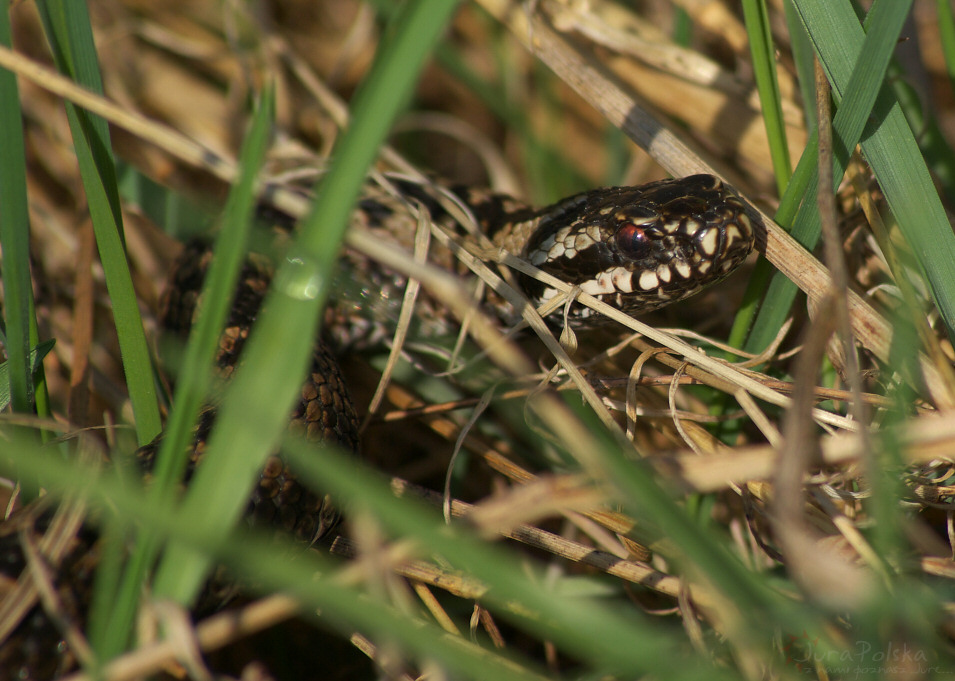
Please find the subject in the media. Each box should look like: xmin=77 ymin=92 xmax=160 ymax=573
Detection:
xmin=0 ymin=174 xmax=753 ymax=679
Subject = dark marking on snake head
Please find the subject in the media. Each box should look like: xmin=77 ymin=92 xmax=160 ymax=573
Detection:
xmin=512 ymin=174 xmax=755 ymax=324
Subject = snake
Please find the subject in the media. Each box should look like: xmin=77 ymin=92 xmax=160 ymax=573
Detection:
xmin=0 ymin=173 xmax=754 ymax=679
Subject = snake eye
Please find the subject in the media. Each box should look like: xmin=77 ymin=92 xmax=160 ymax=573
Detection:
xmin=614 ymin=222 xmax=655 ymax=259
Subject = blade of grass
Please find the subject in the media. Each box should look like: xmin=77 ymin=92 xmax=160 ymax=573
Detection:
xmin=369 ymin=0 xmax=593 ymax=200
xmin=0 ymin=10 xmax=33 ymax=417
xmin=5 ymin=429 xmax=742 ymax=681
xmin=35 ymin=0 xmax=161 ymax=444
xmin=811 ymin=0 xmax=955 ymax=343
xmin=784 ymin=0 xmax=819 ymax=134
xmin=284 ymin=435 xmax=812 ymax=680
xmin=117 ymin=163 xmax=213 ymax=241
xmin=149 ymin=87 xmax=275 ymax=540
xmin=821 ymin=2 xmax=955 ymax=342
xmin=86 ymin=87 xmax=277 ymax=663
xmin=741 ymin=0 xmax=792 ymax=195
xmin=151 ymin=0 xmax=461 ymax=606
xmin=939 ymin=0 xmax=955 ymax=96
xmin=725 ymin=0 xmax=819 ymax=352
xmin=0 ymin=340 xmax=55 ymax=412
xmin=889 ymin=63 xmax=955 ymax=204
xmin=0 ymin=7 xmax=53 ymax=505
xmin=741 ymin=0 xmax=921 ymax=356
xmin=0 ymin=6 xmax=51 ymax=436
xmin=0 ymin=437 xmax=553 ymax=681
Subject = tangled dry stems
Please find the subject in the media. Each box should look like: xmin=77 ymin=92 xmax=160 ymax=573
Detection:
xmin=3 ymin=0 xmax=955 ymax=678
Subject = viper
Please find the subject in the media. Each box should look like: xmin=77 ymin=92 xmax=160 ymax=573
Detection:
xmin=0 ymin=173 xmax=754 ymax=679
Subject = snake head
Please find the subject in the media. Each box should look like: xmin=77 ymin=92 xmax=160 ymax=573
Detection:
xmin=521 ymin=174 xmax=754 ymax=325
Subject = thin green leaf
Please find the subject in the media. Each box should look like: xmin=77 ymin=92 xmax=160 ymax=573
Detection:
xmin=743 ymin=0 xmax=924 ymax=355
xmin=0 ymin=434 xmax=555 ymax=681
xmin=87 ymin=87 xmax=278 ymax=663
xmin=286 ymin=438 xmax=742 ymax=681
xmin=0 ymin=8 xmax=39 ymax=418
xmin=151 ymin=0 xmax=461 ymax=606
xmin=784 ymin=0 xmax=820 ymax=134
xmin=889 ymin=65 xmax=955 ymax=205
xmin=741 ymin=0 xmax=792 ymax=195
xmin=0 ymin=340 xmax=55 ymax=412
xmin=35 ymin=0 xmax=161 ymax=443
xmin=938 ymin=0 xmax=955 ymax=96
xmin=809 ymin=0 xmax=955 ymax=340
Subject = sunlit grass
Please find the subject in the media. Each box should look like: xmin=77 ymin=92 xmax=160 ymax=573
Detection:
xmin=3 ymin=1 xmax=955 ymax=679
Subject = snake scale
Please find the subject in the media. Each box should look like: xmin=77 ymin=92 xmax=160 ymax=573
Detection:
xmin=0 ymin=173 xmax=754 ymax=679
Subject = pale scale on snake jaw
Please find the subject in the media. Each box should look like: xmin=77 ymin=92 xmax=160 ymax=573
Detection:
xmin=0 ymin=174 xmax=754 ymax=679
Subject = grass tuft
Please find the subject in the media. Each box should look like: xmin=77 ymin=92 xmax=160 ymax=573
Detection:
xmin=4 ymin=1 xmax=955 ymax=679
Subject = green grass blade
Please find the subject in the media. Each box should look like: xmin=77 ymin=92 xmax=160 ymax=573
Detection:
xmin=743 ymin=0 xmax=922 ymax=355
xmin=784 ymin=0 xmax=819 ymax=134
xmin=890 ymin=65 xmax=955 ymax=205
xmin=35 ymin=0 xmax=161 ymax=444
xmin=151 ymin=0 xmax=460 ymax=606
xmin=0 ymin=437 xmax=565 ymax=681
xmin=285 ymin=438 xmax=743 ymax=681
xmin=740 ymin=0 xmax=792 ymax=195
xmin=371 ymin=0 xmax=592 ymax=201
xmin=116 ymin=163 xmax=211 ymax=240
xmin=798 ymin=0 xmax=955 ymax=341
xmin=2 ymin=427 xmax=739 ymax=681
xmin=938 ymin=0 xmax=955 ymax=96
xmin=0 ymin=340 xmax=55 ymax=412
xmin=0 ymin=8 xmax=38 ymax=418
xmin=726 ymin=1 xmax=818 ymax=351
xmin=86 ymin=87 xmax=277 ymax=663
xmin=151 ymin=87 xmax=275 ymax=521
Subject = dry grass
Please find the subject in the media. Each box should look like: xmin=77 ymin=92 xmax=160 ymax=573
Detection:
xmin=4 ymin=1 xmax=955 ymax=679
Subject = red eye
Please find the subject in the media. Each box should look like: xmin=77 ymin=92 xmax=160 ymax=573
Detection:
xmin=615 ymin=222 xmax=651 ymax=258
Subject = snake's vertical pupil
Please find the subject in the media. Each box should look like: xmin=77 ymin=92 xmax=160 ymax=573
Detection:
xmin=614 ymin=222 xmax=652 ymax=259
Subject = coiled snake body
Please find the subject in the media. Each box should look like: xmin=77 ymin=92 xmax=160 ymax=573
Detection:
xmin=0 ymin=174 xmax=753 ymax=679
